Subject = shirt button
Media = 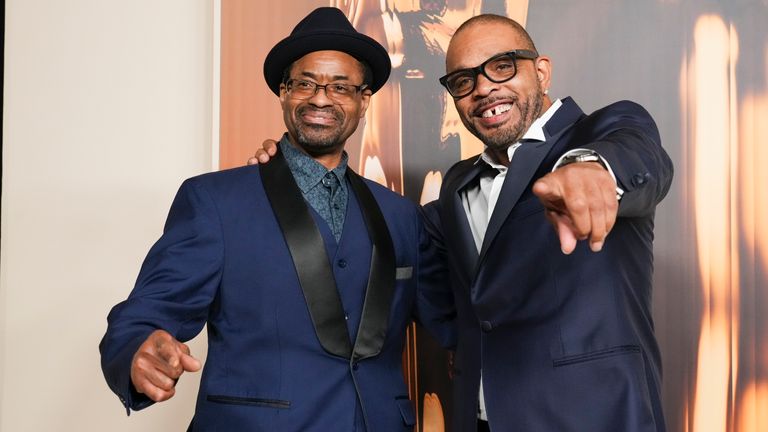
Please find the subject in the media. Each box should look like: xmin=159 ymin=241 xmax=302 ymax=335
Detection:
xmin=333 ymin=203 xmax=340 ymax=210
xmin=337 ymin=259 xmax=347 ymax=268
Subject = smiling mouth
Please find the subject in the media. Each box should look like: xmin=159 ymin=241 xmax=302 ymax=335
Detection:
xmin=298 ymin=107 xmax=340 ymax=125
xmin=303 ymin=113 xmax=336 ymax=122
xmin=479 ymin=103 xmax=513 ymax=118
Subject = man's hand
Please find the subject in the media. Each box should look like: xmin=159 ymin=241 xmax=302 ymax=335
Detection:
xmin=532 ymin=162 xmax=619 ymax=255
xmin=130 ymin=329 xmax=202 ymax=402
xmin=247 ymin=139 xmax=279 ymax=165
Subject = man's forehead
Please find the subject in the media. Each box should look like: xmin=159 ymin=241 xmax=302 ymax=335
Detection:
xmin=447 ymin=23 xmax=524 ymax=70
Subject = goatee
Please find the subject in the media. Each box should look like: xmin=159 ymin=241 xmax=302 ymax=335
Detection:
xmin=295 ymin=106 xmax=345 ymax=156
xmin=473 ymin=89 xmax=544 ymax=151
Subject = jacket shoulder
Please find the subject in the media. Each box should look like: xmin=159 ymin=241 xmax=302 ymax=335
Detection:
xmin=584 ymin=99 xmax=654 ymax=123
xmin=182 ymin=165 xmax=262 ymax=192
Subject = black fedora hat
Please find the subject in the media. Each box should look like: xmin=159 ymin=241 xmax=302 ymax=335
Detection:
xmin=263 ymin=7 xmax=391 ymax=96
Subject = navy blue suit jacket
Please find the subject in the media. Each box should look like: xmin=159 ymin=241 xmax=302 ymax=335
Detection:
xmin=100 ymin=163 xmax=455 ymax=431
xmin=424 ymin=98 xmax=673 ymax=432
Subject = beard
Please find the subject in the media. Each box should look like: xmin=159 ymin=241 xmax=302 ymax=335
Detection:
xmin=293 ymin=106 xmax=346 ymax=156
xmin=465 ymin=86 xmax=544 ymax=151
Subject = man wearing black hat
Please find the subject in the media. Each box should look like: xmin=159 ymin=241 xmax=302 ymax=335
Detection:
xmin=99 ymin=7 xmax=454 ymax=431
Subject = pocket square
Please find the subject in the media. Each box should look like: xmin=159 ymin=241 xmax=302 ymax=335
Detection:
xmin=396 ymin=266 xmax=413 ymax=280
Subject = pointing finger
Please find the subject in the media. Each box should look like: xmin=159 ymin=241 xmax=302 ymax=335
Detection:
xmin=178 ymin=343 xmax=202 ymax=372
xmin=180 ymin=352 xmax=202 ymax=372
xmin=546 ymin=210 xmax=578 ymax=254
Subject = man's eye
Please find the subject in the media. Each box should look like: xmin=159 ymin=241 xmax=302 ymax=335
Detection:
xmin=295 ymin=80 xmax=314 ymax=89
xmin=332 ymin=84 xmax=351 ymax=94
xmin=492 ymin=61 xmax=514 ymax=72
xmin=451 ymin=76 xmax=473 ymax=89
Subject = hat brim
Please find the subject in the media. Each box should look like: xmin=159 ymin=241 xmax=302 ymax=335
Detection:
xmin=263 ymin=31 xmax=391 ymax=96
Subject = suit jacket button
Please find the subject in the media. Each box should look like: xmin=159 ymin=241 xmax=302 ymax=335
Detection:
xmin=480 ymin=321 xmax=493 ymax=332
xmin=632 ymin=173 xmax=649 ymax=187
xmin=338 ymin=259 xmax=347 ymax=268
xmin=352 ymin=362 xmax=359 ymax=370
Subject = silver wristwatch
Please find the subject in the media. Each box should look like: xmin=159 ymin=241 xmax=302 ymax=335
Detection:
xmin=557 ymin=150 xmax=605 ymax=169
xmin=556 ymin=149 xmax=623 ymax=201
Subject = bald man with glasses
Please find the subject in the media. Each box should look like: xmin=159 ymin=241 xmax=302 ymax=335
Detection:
xmin=426 ymin=14 xmax=673 ymax=432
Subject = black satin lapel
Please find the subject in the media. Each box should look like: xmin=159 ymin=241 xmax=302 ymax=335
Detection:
xmin=478 ymin=141 xmax=553 ymax=261
xmin=445 ymin=163 xmax=485 ymax=279
xmin=260 ymin=149 xmax=352 ymax=359
xmin=346 ymin=169 xmax=396 ymax=361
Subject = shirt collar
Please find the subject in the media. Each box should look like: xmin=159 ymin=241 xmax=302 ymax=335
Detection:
xmin=476 ymin=98 xmax=563 ymax=166
xmin=279 ymin=134 xmax=348 ymax=193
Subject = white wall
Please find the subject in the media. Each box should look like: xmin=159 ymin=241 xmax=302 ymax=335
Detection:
xmin=2 ymin=1 xmax=215 ymax=430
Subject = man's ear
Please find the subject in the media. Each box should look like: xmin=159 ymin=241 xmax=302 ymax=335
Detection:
xmin=358 ymin=88 xmax=373 ymax=119
xmin=279 ymin=83 xmax=288 ymax=105
xmin=535 ymin=55 xmax=552 ymax=91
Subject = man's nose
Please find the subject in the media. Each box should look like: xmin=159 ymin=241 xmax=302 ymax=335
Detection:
xmin=307 ymin=86 xmax=334 ymax=107
xmin=472 ymin=73 xmax=499 ymax=98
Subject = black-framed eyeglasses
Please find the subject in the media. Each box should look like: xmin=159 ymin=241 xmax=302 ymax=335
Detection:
xmin=284 ymin=78 xmax=368 ymax=103
xmin=438 ymin=49 xmax=538 ymax=98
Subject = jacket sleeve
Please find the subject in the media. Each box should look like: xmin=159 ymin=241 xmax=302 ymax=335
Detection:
xmin=412 ymin=202 xmax=456 ymax=349
xmin=581 ymin=100 xmax=674 ymax=217
xmin=99 ymin=178 xmax=224 ymax=413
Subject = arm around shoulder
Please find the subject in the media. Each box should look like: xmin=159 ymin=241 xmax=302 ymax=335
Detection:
xmin=413 ymin=203 xmax=456 ymax=349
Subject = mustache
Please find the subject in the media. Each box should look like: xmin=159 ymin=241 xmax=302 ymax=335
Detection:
xmin=471 ymin=96 xmax=517 ymax=116
xmin=297 ymin=106 xmax=342 ymax=121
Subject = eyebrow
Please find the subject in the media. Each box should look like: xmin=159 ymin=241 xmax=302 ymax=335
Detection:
xmin=299 ymin=71 xmax=351 ymax=82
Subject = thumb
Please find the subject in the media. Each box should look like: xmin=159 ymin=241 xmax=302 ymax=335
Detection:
xmin=532 ymin=177 xmax=552 ymax=199
xmin=533 ymin=177 xmax=562 ymax=207
xmin=178 ymin=344 xmax=202 ymax=372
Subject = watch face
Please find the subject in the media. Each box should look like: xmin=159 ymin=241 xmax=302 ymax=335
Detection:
xmin=575 ymin=154 xmax=600 ymax=163
xmin=561 ymin=150 xmax=603 ymax=168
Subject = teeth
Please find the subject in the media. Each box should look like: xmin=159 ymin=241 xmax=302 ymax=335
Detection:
xmin=481 ymin=103 xmax=513 ymax=118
